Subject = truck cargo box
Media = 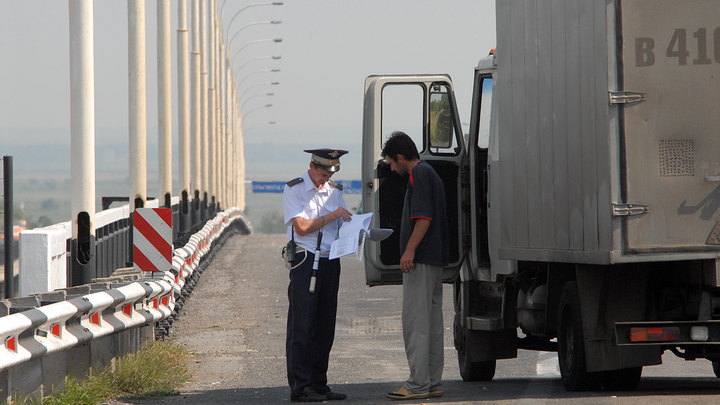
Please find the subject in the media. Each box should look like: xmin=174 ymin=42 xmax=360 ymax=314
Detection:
xmin=495 ymin=0 xmax=720 ymax=264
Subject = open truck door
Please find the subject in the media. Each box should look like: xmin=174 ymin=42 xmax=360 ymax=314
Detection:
xmin=361 ymin=75 xmax=467 ymax=286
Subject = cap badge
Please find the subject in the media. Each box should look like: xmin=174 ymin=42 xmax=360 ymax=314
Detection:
xmin=328 ymin=151 xmax=340 ymax=158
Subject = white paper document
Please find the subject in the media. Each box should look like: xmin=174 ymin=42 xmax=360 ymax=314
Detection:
xmin=329 ymin=213 xmax=393 ymax=260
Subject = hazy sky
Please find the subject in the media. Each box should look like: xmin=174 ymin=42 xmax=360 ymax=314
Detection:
xmin=1 ymin=1 xmax=496 ymax=182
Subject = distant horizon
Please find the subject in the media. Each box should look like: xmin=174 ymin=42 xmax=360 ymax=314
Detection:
xmin=2 ymin=123 xmax=362 ymax=182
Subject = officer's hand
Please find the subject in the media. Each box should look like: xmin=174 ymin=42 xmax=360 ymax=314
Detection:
xmin=335 ymin=207 xmax=353 ymax=222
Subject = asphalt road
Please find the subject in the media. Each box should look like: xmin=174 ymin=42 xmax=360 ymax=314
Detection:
xmin=139 ymin=233 xmax=720 ymax=405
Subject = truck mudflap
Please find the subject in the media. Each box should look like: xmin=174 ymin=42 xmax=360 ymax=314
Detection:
xmin=615 ymin=320 xmax=720 ymax=345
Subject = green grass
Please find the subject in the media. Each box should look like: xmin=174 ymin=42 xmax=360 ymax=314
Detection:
xmin=42 ymin=340 xmax=191 ymax=405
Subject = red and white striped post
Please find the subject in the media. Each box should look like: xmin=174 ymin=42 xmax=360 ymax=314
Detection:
xmin=133 ymin=208 xmax=173 ymax=273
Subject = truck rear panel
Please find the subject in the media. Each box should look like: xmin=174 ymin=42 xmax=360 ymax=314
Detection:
xmin=495 ymin=0 xmax=720 ymax=264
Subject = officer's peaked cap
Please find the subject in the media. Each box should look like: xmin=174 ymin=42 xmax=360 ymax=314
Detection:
xmin=304 ymin=149 xmax=348 ymax=173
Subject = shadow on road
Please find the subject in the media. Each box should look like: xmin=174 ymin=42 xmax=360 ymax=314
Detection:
xmin=137 ymin=377 xmax=720 ymax=405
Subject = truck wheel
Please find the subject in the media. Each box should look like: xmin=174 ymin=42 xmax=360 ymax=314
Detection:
xmin=712 ymin=361 xmax=720 ymax=377
xmin=603 ymin=367 xmax=642 ymax=390
xmin=557 ymin=281 xmax=602 ymax=391
xmin=454 ymin=314 xmax=496 ymax=381
xmin=458 ymin=342 xmax=496 ymax=382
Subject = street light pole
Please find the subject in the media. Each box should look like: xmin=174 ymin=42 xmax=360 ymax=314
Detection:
xmin=242 ymin=103 xmax=273 ymax=120
xmin=241 ymin=92 xmax=273 ymax=109
xmin=231 ymin=38 xmax=282 ymax=68
xmin=237 ymin=69 xmax=280 ymax=89
xmin=178 ymin=0 xmax=191 ymax=230
xmin=239 ymin=81 xmax=279 ymax=101
xmin=128 ymin=0 xmax=147 ymax=212
xmin=228 ymin=20 xmax=281 ymax=52
xmin=243 ymin=121 xmax=276 ymax=133
xmin=234 ymin=55 xmax=281 ymax=80
xmin=200 ymin=0 xmax=209 ymax=218
xmin=69 ymin=0 xmax=96 ymax=287
xmin=158 ymin=0 xmax=172 ymax=208
xmin=191 ymin=0 xmax=202 ymax=219
xmin=208 ymin=0 xmax=217 ymax=211
xmin=218 ymin=2 xmax=283 ymax=209
xmin=223 ymin=2 xmax=283 ymax=40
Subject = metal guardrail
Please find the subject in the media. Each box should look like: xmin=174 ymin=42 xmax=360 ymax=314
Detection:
xmin=0 ymin=207 xmax=248 ymax=372
xmin=18 ymin=197 xmax=219 ymax=298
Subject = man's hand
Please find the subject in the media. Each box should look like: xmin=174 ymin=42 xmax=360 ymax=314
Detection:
xmin=400 ymin=248 xmax=415 ymax=273
xmin=334 ymin=207 xmax=353 ymax=222
xmin=400 ymin=218 xmax=431 ymax=273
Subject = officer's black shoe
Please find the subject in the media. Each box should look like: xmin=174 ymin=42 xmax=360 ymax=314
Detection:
xmin=292 ymin=387 xmax=327 ymax=402
xmin=324 ymin=391 xmax=347 ymax=400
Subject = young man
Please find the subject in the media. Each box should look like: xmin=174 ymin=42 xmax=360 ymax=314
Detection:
xmin=283 ymin=148 xmax=353 ymax=402
xmin=381 ymin=132 xmax=449 ymax=400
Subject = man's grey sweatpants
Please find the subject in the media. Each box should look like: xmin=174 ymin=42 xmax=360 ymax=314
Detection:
xmin=402 ymin=262 xmax=444 ymax=393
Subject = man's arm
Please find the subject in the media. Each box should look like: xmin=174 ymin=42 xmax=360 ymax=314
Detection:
xmin=400 ymin=218 xmax=431 ymax=272
xmin=292 ymin=207 xmax=353 ymax=236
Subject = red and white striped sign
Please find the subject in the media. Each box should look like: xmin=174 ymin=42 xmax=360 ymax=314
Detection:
xmin=133 ymin=208 xmax=173 ymax=272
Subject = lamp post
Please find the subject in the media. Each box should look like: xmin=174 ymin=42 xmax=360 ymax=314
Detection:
xmin=237 ymin=69 xmax=280 ymax=89
xmin=231 ymin=38 xmax=282 ymax=68
xmin=223 ymin=2 xmax=283 ymax=40
xmin=243 ymin=121 xmax=276 ymax=133
xmin=218 ymin=2 xmax=282 ymax=210
xmin=228 ymin=21 xmax=281 ymax=52
xmin=239 ymin=81 xmax=279 ymax=101
xmin=234 ymin=55 xmax=281 ymax=80
xmin=241 ymin=92 xmax=274 ymax=109
xmin=242 ymin=103 xmax=273 ymax=120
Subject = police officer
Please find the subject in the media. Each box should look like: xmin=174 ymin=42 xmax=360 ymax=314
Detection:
xmin=283 ymin=148 xmax=352 ymax=402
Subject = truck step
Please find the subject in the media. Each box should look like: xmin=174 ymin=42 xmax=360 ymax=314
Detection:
xmin=467 ymin=316 xmax=503 ymax=331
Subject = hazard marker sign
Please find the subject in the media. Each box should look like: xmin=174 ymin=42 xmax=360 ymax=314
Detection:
xmin=133 ymin=208 xmax=173 ymax=272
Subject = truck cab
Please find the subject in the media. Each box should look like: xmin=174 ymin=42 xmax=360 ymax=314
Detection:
xmin=361 ymin=53 xmax=517 ymax=382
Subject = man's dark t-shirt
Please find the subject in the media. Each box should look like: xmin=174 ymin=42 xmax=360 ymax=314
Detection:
xmin=399 ymin=161 xmax=449 ymax=266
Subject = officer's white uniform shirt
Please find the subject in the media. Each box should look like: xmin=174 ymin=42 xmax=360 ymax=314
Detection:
xmin=283 ymin=170 xmax=347 ymax=257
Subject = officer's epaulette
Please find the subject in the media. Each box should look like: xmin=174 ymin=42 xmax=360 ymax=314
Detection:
xmin=328 ymin=180 xmax=343 ymax=190
xmin=286 ymin=177 xmax=304 ymax=187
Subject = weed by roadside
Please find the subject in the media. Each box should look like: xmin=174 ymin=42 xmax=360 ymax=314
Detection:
xmin=42 ymin=340 xmax=191 ymax=405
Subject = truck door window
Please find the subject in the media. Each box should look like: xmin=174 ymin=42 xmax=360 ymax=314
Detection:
xmin=381 ymin=84 xmax=424 ymax=152
xmin=477 ymin=78 xmax=492 ymax=149
xmin=429 ymin=84 xmax=460 ymax=154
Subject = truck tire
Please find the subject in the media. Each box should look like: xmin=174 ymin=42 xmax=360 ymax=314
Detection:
xmin=458 ymin=340 xmax=496 ymax=381
xmin=557 ymin=281 xmax=602 ymax=391
xmin=603 ymin=367 xmax=642 ymax=390
xmin=454 ymin=314 xmax=496 ymax=381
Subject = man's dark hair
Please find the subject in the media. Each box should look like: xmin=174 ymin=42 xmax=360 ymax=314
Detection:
xmin=381 ymin=131 xmax=420 ymax=161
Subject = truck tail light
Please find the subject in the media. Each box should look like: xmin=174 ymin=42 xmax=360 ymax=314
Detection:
xmin=630 ymin=327 xmax=680 ymax=342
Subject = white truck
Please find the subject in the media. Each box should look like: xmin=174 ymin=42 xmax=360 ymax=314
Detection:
xmin=361 ymin=0 xmax=720 ymax=391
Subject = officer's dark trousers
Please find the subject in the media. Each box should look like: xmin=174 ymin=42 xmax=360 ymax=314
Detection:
xmin=286 ymin=251 xmax=341 ymax=398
